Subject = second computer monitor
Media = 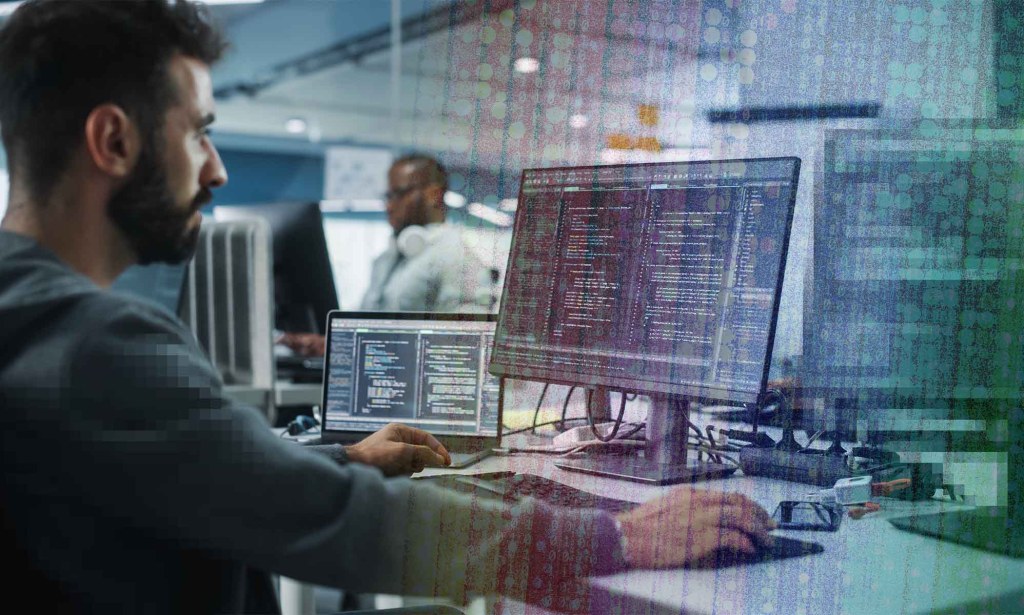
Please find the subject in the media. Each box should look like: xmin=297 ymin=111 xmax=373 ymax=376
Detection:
xmin=492 ymin=158 xmax=800 ymax=406
xmin=490 ymin=158 xmax=800 ymax=484
xmin=216 ymin=202 xmax=339 ymax=335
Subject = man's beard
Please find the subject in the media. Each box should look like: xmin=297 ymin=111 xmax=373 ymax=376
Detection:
xmin=107 ymin=145 xmax=211 ymax=265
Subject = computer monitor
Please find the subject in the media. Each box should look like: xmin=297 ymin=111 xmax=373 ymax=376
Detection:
xmin=491 ymin=157 xmax=801 ymax=484
xmin=802 ymin=122 xmax=1024 ymax=557
xmin=215 ymin=202 xmax=338 ymax=335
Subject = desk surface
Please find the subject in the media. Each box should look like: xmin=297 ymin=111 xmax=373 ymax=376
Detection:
xmin=420 ymin=446 xmax=1024 ymax=615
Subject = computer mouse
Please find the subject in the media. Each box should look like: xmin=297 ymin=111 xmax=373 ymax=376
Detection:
xmin=691 ymin=535 xmax=823 ymax=569
xmin=691 ymin=541 xmax=766 ymax=569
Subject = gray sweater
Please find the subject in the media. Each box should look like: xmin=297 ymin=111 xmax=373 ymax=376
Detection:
xmin=0 ymin=230 xmax=626 ymax=614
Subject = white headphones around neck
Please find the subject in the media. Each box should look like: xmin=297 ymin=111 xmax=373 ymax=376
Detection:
xmin=395 ymin=224 xmax=443 ymax=258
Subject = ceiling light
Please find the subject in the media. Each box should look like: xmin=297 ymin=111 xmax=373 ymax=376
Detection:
xmin=569 ymin=114 xmax=589 ymax=129
xmin=444 ymin=191 xmax=467 ymax=209
xmin=513 ymin=57 xmax=540 ymax=74
xmin=499 ymin=198 xmax=519 ymax=212
xmin=284 ymin=117 xmax=308 ymax=134
xmin=467 ymin=202 xmax=513 ymax=227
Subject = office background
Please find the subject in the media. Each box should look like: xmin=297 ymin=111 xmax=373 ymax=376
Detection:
xmin=0 ymin=0 xmax=1005 ymax=346
xmin=0 ymin=0 xmax=1017 ymax=587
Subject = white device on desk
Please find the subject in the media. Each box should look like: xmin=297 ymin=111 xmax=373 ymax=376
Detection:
xmin=317 ymin=311 xmax=501 ymax=469
xmin=833 ymin=475 xmax=872 ymax=505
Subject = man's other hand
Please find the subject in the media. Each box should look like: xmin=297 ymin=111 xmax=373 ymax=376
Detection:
xmin=615 ymin=488 xmax=775 ymax=568
xmin=276 ymin=332 xmax=326 ymax=357
xmin=345 ymin=423 xmax=452 ymax=476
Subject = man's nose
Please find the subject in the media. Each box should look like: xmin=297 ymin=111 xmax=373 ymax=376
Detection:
xmin=203 ymin=140 xmax=228 ymax=189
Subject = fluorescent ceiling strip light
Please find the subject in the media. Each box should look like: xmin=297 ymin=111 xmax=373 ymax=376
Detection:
xmin=467 ymin=203 xmax=513 ymax=227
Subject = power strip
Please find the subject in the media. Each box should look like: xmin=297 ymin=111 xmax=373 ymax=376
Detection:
xmin=739 ymin=447 xmax=851 ymax=487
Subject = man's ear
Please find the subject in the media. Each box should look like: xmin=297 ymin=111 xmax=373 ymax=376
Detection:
xmin=83 ymin=104 xmax=139 ymax=179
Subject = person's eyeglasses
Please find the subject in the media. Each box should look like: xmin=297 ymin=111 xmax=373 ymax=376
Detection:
xmin=384 ymin=184 xmax=426 ymax=201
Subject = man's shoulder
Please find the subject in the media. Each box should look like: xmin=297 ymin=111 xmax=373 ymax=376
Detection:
xmin=65 ymin=290 xmax=220 ymax=395
xmin=73 ymin=290 xmax=190 ymax=338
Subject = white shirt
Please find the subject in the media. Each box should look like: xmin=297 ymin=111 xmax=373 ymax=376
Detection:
xmin=359 ymin=223 xmax=486 ymax=312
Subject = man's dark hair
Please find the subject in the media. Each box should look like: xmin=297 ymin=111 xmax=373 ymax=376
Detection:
xmin=393 ymin=153 xmax=449 ymax=193
xmin=0 ymin=0 xmax=227 ymax=200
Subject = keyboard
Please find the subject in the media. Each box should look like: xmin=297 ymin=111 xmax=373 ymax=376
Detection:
xmin=418 ymin=472 xmax=825 ymax=568
xmin=505 ymin=473 xmax=640 ymax=513
xmin=419 ymin=472 xmax=639 ymax=513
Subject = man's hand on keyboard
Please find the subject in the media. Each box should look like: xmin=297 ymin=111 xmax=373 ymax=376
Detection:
xmin=276 ymin=332 xmax=326 ymax=357
xmin=614 ymin=489 xmax=776 ymax=568
xmin=345 ymin=423 xmax=452 ymax=476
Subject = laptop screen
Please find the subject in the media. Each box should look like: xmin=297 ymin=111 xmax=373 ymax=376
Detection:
xmin=322 ymin=313 xmax=500 ymax=439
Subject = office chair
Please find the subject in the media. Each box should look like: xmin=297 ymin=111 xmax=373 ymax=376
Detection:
xmin=179 ymin=219 xmax=277 ymax=423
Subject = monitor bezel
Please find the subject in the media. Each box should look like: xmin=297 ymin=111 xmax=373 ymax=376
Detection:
xmin=489 ymin=156 xmax=801 ymax=406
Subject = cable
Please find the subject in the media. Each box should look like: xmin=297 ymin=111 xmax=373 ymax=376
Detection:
xmin=704 ymin=425 xmax=725 ymax=464
xmin=558 ymin=386 xmax=578 ymax=431
xmin=684 ymin=411 xmax=706 ymax=443
xmin=804 ymin=429 xmax=826 ymax=448
xmin=531 ymin=383 xmax=550 ymax=435
xmin=502 ymin=422 xmax=646 ymax=455
xmin=682 ymin=412 xmax=721 ymax=463
xmin=618 ymin=421 xmax=645 ymax=440
xmin=502 ymin=417 xmax=590 ymax=437
xmin=704 ymin=426 xmax=743 ymax=453
xmin=687 ymin=444 xmax=740 ymax=468
xmin=586 ymin=388 xmax=628 ymax=443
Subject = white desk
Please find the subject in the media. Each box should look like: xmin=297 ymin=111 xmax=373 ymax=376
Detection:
xmin=281 ymin=377 xmax=1024 ymax=615
xmin=274 ymin=381 xmax=321 ymax=408
xmin=419 ymin=449 xmax=1024 ymax=615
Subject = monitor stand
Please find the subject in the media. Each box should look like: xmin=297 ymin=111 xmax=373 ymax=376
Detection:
xmin=555 ymin=392 xmax=737 ymax=485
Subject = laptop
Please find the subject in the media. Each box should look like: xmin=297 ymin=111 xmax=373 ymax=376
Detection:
xmin=318 ymin=311 xmax=502 ymax=468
